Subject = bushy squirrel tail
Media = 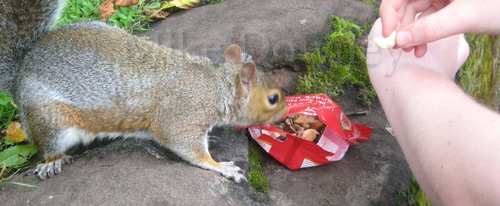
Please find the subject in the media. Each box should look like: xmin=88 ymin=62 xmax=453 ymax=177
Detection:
xmin=0 ymin=0 xmax=66 ymax=92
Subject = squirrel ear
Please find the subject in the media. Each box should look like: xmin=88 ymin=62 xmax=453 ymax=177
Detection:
xmin=224 ymin=44 xmax=242 ymax=64
xmin=239 ymin=63 xmax=257 ymax=89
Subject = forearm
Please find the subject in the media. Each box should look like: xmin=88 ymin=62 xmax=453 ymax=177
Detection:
xmin=369 ymin=65 xmax=500 ymax=205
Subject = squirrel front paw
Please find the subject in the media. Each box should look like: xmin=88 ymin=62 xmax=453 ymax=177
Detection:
xmin=217 ymin=161 xmax=247 ymax=183
xmin=34 ymin=155 xmax=72 ymax=180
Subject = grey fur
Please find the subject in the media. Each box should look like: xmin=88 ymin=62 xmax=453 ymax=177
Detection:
xmin=0 ymin=0 xmax=66 ymax=92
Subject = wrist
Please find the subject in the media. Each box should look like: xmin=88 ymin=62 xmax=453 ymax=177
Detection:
xmin=368 ymin=63 xmax=459 ymax=131
xmin=369 ymin=62 xmax=456 ymax=98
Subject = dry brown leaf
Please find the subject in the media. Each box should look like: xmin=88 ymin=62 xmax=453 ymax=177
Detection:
xmin=100 ymin=0 xmax=116 ymax=21
xmin=115 ymin=0 xmax=139 ymax=7
xmin=100 ymin=0 xmax=139 ymax=21
xmin=5 ymin=122 xmax=27 ymax=143
xmin=144 ymin=8 xmax=170 ymax=20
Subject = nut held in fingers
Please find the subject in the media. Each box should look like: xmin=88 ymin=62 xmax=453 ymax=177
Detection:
xmin=373 ymin=31 xmax=396 ymax=49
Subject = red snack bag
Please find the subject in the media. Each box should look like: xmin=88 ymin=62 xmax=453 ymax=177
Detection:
xmin=248 ymin=94 xmax=372 ymax=170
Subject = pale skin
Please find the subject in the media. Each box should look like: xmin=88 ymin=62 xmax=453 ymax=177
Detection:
xmin=371 ymin=61 xmax=500 ymax=205
xmin=370 ymin=1 xmax=500 ymax=204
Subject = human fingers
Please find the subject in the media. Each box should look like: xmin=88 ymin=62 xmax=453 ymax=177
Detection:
xmin=399 ymin=0 xmax=433 ymax=52
xmin=396 ymin=1 xmax=467 ymax=47
xmin=410 ymin=5 xmax=438 ymax=57
xmin=414 ymin=44 xmax=427 ymax=57
xmin=380 ymin=0 xmax=407 ymax=37
xmin=400 ymin=0 xmax=433 ymax=33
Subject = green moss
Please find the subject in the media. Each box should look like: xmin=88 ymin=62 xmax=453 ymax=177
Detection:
xmin=248 ymin=142 xmax=269 ymax=193
xmin=458 ymin=34 xmax=497 ymax=107
xmin=494 ymin=37 xmax=500 ymax=108
xmin=296 ymin=16 xmax=375 ymax=106
xmin=397 ymin=178 xmax=432 ymax=206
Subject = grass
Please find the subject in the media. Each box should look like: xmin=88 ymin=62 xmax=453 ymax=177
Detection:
xmin=296 ymin=16 xmax=375 ymax=106
xmin=248 ymin=142 xmax=269 ymax=193
xmin=57 ymin=0 xmax=155 ymax=33
xmin=0 ymin=93 xmax=16 ymax=130
xmin=55 ymin=0 xmax=102 ymax=28
xmin=56 ymin=0 xmax=200 ymax=33
xmin=107 ymin=0 xmax=156 ymax=33
xmin=458 ymin=34 xmax=499 ymax=107
xmin=397 ymin=178 xmax=432 ymax=206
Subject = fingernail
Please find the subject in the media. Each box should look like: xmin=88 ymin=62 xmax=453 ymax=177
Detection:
xmin=397 ymin=31 xmax=411 ymax=46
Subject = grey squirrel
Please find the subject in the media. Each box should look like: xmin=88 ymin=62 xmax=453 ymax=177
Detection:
xmin=11 ymin=2 xmax=287 ymax=182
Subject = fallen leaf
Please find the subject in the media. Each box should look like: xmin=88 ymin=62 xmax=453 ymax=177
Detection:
xmin=5 ymin=122 xmax=27 ymax=143
xmin=100 ymin=0 xmax=116 ymax=21
xmin=115 ymin=0 xmax=138 ymax=7
xmin=170 ymin=0 xmax=189 ymax=9
xmin=171 ymin=0 xmax=199 ymax=9
xmin=144 ymin=8 xmax=170 ymax=20
xmin=0 ymin=144 xmax=38 ymax=168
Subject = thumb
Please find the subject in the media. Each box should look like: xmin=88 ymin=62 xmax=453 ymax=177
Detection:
xmin=396 ymin=2 xmax=468 ymax=47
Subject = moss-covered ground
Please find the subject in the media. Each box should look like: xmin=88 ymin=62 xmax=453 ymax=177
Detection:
xmin=458 ymin=34 xmax=499 ymax=107
xmin=296 ymin=16 xmax=375 ymax=107
xmin=248 ymin=142 xmax=269 ymax=193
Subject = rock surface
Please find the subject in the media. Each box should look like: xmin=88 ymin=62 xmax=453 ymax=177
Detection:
xmin=145 ymin=0 xmax=375 ymax=71
xmin=0 ymin=127 xmax=259 ymax=206
xmin=0 ymin=0 xmax=414 ymax=205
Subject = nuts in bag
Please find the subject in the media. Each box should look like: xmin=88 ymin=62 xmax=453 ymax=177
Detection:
xmin=248 ymin=94 xmax=372 ymax=170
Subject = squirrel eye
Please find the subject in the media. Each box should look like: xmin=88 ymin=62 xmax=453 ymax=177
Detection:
xmin=267 ymin=94 xmax=279 ymax=105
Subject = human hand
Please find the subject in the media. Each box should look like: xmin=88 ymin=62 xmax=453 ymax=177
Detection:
xmin=380 ymin=0 xmax=500 ymax=57
xmin=367 ymin=18 xmax=469 ymax=80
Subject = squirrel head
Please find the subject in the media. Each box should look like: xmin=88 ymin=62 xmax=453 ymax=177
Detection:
xmin=223 ymin=44 xmax=288 ymax=125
